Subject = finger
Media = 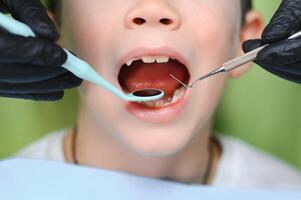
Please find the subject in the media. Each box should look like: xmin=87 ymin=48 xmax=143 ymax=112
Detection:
xmin=0 ymin=29 xmax=67 ymax=67
xmin=256 ymin=38 xmax=301 ymax=68
xmin=242 ymin=39 xmax=264 ymax=53
xmin=262 ymin=0 xmax=301 ymax=43
xmin=2 ymin=0 xmax=59 ymax=40
xmin=0 ymin=63 xmax=68 ymax=83
xmin=0 ymin=91 xmax=64 ymax=101
xmin=0 ymin=72 xmax=82 ymax=93
xmin=259 ymin=64 xmax=301 ymax=84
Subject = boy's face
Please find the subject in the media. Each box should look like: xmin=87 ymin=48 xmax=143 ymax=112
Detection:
xmin=61 ymin=0 xmax=245 ymax=155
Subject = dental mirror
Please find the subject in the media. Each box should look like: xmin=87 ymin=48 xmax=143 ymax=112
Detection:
xmin=65 ymin=51 xmax=164 ymax=102
xmin=0 ymin=13 xmax=164 ymax=102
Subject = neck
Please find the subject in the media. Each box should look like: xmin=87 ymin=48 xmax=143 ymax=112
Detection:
xmin=65 ymin=107 xmax=218 ymax=184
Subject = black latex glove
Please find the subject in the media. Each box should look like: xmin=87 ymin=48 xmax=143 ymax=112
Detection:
xmin=0 ymin=0 xmax=82 ymax=101
xmin=243 ymin=0 xmax=301 ymax=84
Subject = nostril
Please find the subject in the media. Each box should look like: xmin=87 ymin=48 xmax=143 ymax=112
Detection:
xmin=159 ymin=18 xmax=173 ymax=25
xmin=133 ymin=18 xmax=146 ymax=25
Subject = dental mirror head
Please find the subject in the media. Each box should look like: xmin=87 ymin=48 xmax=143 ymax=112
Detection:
xmin=132 ymin=89 xmax=163 ymax=97
xmin=126 ymin=88 xmax=164 ymax=102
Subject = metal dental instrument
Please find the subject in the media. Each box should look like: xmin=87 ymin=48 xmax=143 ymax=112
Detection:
xmin=170 ymin=30 xmax=301 ymax=88
xmin=0 ymin=13 xmax=164 ymax=102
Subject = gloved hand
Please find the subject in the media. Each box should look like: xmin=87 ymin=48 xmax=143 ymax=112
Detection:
xmin=0 ymin=0 xmax=82 ymax=101
xmin=243 ymin=0 xmax=301 ymax=84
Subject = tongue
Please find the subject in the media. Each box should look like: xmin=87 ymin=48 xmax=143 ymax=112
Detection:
xmin=118 ymin=60 xmax=189 ymax=98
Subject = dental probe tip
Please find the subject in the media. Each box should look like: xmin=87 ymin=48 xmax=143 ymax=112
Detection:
xmin=169 ymin=74 xmax=191 ymax=88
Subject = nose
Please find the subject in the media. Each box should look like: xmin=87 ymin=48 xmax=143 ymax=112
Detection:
xmin=125 ymin=0 xmax=181 ymax=30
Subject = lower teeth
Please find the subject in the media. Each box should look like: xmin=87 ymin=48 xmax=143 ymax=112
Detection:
xmin=140 ymin=86 xmax=186 ymax=108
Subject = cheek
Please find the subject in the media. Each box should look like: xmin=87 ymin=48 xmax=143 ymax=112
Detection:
xmin=181 ymin=6 xmax=236 ymax=128
xmin=188 ymin=7 xmax=238 ymax=62
xmin=61 ymin=1 xmax=125 ymax=65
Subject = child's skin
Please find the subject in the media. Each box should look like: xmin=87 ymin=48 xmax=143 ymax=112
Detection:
xmin=59 ymin=0 xmax=263 ymax=184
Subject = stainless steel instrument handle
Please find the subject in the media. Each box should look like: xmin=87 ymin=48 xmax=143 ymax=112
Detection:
xmin=223 ymin=45 xmax=266 ymax=71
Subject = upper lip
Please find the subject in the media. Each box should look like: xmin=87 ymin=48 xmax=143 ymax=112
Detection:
xmin=116 ymin=46 xmax=190 ymax=75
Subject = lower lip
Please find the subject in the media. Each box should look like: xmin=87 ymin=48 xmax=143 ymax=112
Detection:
xmin=125 ymin=89 xmax=191 ymax=123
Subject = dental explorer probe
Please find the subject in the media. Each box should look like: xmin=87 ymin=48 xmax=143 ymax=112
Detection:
xmin=170 ymin=30 xmax=301 ymax=88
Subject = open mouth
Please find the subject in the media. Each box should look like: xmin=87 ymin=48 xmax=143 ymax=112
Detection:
xmin=118 ymin=55 xmax=190 ymax=108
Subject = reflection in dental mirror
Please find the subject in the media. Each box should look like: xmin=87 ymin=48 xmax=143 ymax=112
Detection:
xmin=132 ymin=89 xmax=163 ymax=98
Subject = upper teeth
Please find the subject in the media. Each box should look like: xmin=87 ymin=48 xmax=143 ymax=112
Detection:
xmin=126 ymin=56 xmax=170 ymax=66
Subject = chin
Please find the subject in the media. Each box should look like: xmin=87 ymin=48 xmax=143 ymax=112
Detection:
xmin=116 ymin=125 xmax=195 ymax=157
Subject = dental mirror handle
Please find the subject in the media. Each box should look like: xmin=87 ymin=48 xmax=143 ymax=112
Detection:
xmin=223 ymin=30 xmax=301 ymax=72
xmin=0 ymin=13 xmax=164 ymax=102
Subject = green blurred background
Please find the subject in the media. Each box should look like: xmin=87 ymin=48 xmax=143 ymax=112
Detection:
xmin=1 ymin=0 xmax=300 ymax=171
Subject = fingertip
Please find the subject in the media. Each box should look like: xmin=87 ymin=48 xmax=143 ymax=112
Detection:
xmin=242 ymin=39 xmax=263 ymax=53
